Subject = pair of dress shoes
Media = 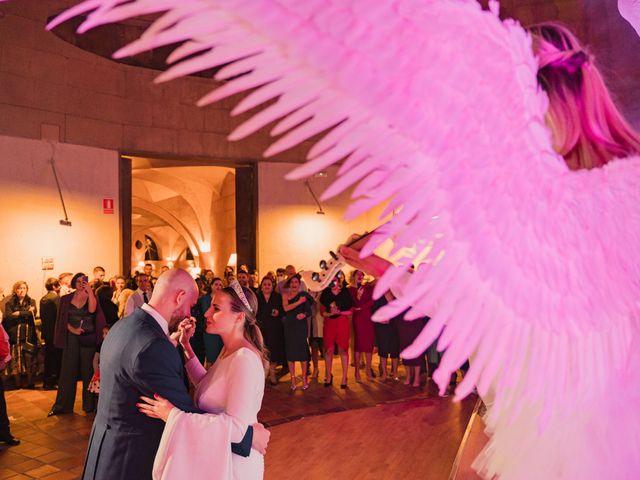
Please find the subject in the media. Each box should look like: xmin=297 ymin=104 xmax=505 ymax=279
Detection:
xmin=0 ymin=433 xmax=20 ymax=446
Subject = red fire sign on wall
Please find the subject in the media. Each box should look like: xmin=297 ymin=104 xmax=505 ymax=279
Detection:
xmin=103 ymin=198 xmax=115 ymax=214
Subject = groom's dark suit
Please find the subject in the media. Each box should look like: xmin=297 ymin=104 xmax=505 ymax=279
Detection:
xmin=82 ymin=308 xmax=252 ymax=480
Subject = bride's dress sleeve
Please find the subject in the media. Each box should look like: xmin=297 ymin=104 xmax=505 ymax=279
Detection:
xmin=225 ymin=350 xmax=265 ymax=428
xmin=184 ymin=355 xmax=207 ymax=386
xmin=153 ymin=352 xmax=256 ymax=480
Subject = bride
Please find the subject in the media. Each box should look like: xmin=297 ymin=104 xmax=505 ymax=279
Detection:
xmin=138 ymin=282 xmax=268 ymax=480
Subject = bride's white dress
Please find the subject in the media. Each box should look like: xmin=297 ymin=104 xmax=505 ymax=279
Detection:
xmin=153 ymin=347 xmax=265 ymax=480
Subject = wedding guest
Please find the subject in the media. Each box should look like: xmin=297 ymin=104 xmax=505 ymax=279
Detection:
xmin=40 ymin=278 xmax=62 ymax=390
xmin=308 ymin=291 xmax=324 ymax=379
xmin=3 ymin=281 xmax=37 ymax=389
xmin=277 ymin=265 xmax=307 ymax=296
xmin=111 ymin=276 xmax=126 ymax=305
xmin=237 ymin=271 xmax=251 ymax=289
xmin=319 ymin=274 xmax=353 ymax=389
xmin=397 ymin=313 xmax=428 ymax=388
xmin=265 ymin=271 xmax=276 ymax=283
xmin=373 ymin=291 xmax=400 ymax=381
xmin=160 ymin=265 xmax=170 ymax=275
xmin=257 ymin=276 xmax=285 ymax=385
xmin=203 ymin=277 xmax=225 ymax=364
xmin=92 ymin=266 xmax=106 ymax=289
xmin=274 ymin=268 xmax=286 ymax=293
xmin=88 ymin=325 xmax=111 ymax=396
xmin=143 ymin=263 xmax=157 ymax=284
xmin=96 ymin=284 xmax=119 ymax=327
xmin=282 ymin=275 xmax=312 ymax=390
xmin=190 ymin=278 xmax=211 ymax=363
xmin=348 ymin=270 xmax=376 ymax=381
xmin=124 ymin=274 xmax=152 ymax=316
xmin=203 ymin=269 xmax=215 ymax=286
xmin=58 ymin=272 xmax=74 ymax=296
xmin=49 ymin=273 xmax=105 ymax=416
xmin=117 ymin=278 xmax=136 ymax=319
xmin=0 ymin=324 xmax=19 ymax=446
xmin=250 ymin=270 xmax=259 ymax=291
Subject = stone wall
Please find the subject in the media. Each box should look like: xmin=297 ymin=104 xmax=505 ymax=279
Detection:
xmin=0 ymin=0 xmax=309 ymax=162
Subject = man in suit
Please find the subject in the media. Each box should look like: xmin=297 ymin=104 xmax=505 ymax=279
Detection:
xmin=124 ymin=273 xmax=152 ymax=316
xmin=82 ymin=268 xmax=269 ymax=480
xmin=40 ymin=278 xmax=62 ymax=390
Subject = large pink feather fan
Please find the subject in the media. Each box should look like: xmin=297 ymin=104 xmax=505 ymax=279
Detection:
xmin=11 ymin=0 xmax=640 ymax=478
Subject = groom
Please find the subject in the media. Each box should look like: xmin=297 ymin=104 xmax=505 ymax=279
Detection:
xmin=82 ymin=268 xmax=269 ymax=480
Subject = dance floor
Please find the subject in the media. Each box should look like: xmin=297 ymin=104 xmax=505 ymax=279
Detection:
xmin=0 ymin=362 xmax=477 ymax=479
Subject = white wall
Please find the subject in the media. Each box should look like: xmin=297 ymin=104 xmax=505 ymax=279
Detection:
xmin=0 ymin=135 xmax=120 ymax=301
xmin=257 ymin=162 xmax=390 ymax=277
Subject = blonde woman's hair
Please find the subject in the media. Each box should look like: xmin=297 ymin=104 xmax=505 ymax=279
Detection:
xmin=530 ymin=22 xmax=640 ymax=170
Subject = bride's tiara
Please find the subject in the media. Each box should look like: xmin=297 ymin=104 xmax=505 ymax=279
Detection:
xmin=229 ymin=280 xmax=253 ymax=313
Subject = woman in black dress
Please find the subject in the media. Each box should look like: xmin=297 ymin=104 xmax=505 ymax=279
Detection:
xmin=96 ymin=284 xmax=119 ymax=327
xmin=3 ymin=281 xmax=37 ymax=388
xmin=49 ymin=273 xmax=105 ymax=415
xmin=372 ymin=291 xmax=401 ymax=382
xmin=282 ymin=274 xmax=313 ymax=390
xmin=256 ymin=276 xmax=285 ymax=385
xmin=397 ymin=313 xmax=428 ymax=387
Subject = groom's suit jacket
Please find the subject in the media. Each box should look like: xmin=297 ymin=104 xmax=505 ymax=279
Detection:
xmin=82 ymin=308 xmax=253 ymax=480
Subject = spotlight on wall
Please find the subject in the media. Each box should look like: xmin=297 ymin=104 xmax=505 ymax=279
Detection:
xmin=227 ymin=253 xmax=237 ymax=267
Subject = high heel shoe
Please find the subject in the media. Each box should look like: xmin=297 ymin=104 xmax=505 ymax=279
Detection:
xmin=302 ymin=382 xmax=309 ymax=390
xmin=324 ymin=374 xmax=333 ymax=387
xmin=290 ymin=384 xmax=297 ymax=391
xmin=340 ymin=381 xmax=348 ymax=389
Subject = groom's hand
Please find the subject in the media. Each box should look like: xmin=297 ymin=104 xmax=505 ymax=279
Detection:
xmin=251 ymin=423 xmax=270 ymax=454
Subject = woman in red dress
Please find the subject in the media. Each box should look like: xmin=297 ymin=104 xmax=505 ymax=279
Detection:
xmin=348 ymin=270 xmax=376 ymax=382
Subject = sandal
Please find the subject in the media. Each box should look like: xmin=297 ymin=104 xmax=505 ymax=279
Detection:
xmin=324 ymin=374 xmax=333 ymax=387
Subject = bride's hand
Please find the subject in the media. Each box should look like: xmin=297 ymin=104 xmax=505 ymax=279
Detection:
xmin=138 ymin=394 xmax=175 ymax=422
xmin=251 ymin=422 xmax=271 ymax=455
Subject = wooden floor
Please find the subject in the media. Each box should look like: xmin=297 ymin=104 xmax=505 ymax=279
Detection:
xmin=0 ymin=359 xmax=477 ymax=479
xmin=266 ymin=397 xmax=476 ymax=480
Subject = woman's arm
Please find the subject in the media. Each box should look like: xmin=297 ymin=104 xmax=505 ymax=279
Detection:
xmin=86 ymin=285 xmax=97 ymax=314
xmin=282 ymin=295 xmax=305 ymax=312
xmin=178 ymin=318 xmax=207 ymax=386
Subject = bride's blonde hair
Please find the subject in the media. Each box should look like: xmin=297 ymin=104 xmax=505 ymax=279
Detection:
xmin=530 ymin=22 xmax=640 ymax=170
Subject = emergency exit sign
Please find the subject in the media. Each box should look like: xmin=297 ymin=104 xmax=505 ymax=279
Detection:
xmin=103 ymin=198 xmax=115 ymax=214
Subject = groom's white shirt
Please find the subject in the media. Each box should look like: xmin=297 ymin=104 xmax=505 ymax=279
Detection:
xmin=141 ymin=303 xmax=169 ymax=335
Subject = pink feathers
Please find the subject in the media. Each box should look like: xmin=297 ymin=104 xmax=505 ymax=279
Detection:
xmin=23 ymin=1 xmax=640 ymax=477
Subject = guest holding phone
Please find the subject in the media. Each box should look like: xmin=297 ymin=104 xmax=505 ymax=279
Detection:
xmin=49 ymin=273 xmax=105 ymax=416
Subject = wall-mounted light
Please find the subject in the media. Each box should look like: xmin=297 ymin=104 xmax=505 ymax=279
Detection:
xmin=304 ymin=179 xmax=325 ymax=215
xmin=227 ymin=253 xmax=237 ymax=267
xmin=199 ymin=241 xmax=211 ymax=253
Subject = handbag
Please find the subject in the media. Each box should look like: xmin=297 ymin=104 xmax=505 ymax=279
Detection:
xmin=22 ymin=321 xmax=38 ymax=355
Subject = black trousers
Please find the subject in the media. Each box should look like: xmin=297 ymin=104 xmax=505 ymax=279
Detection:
xmin=52 ymin=334 xmax=96 ymax=413
xmin=0 ymin=375 xmax=10 ymax=435
xmin=43 ymin=344 xmax=62 ymax=387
